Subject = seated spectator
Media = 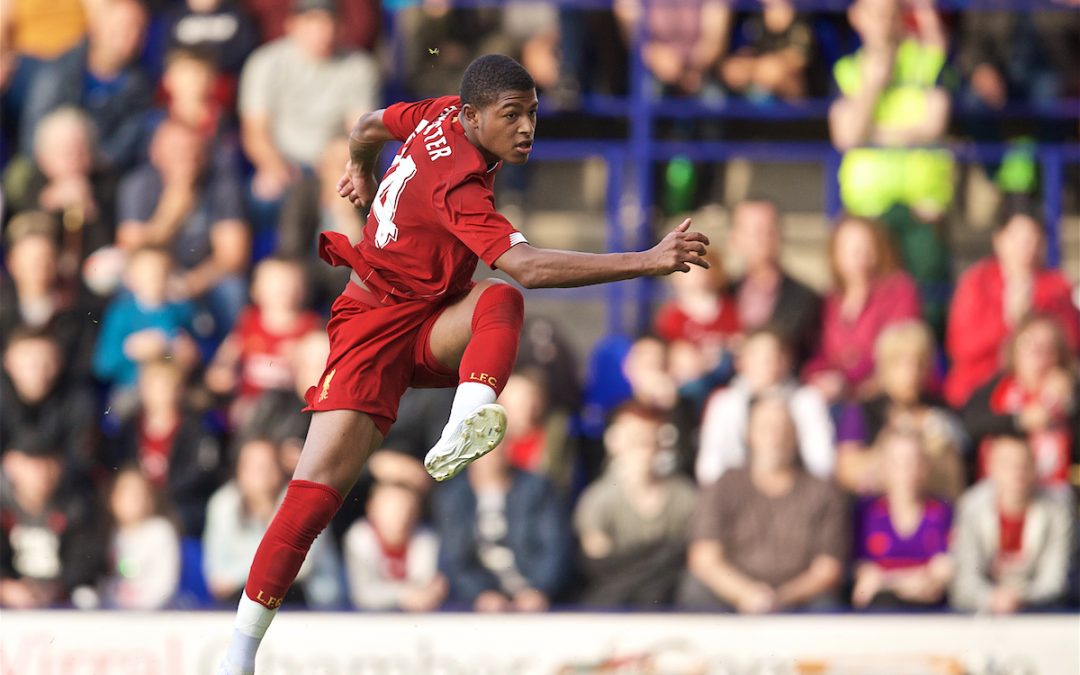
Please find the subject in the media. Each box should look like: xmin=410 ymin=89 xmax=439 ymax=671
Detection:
xmin=682 ymin=394 xmax=848 ymax=612
xmin=1 ymin=329 xmax=97 ymax=471
xmin=828 ymin=0 xmax=953 ymax=221
xmin=836 ymin=321 xmax=966 ymax=499
xmin=803 ymin=215 xmax=921 ymax=404
xmin=343 ymin=481 xmax=446 ymax=611
xmin=575 ymin=404 xmax=696 ymax=607
xmin=622 ymin=335 xmax=678 ymax=412
xmin=163 ymin=0 xmax=258 ymax=82
xmin=950 ymin=435 xmax=1074 ymax=613
xmin=852 ymin=428 xmax=954 ymax=610
xmin=963 ymin=315 xmax=1079 ymax=494
xmin=117 ymin=119 xmax=250 ymax=339
xmin=112 ymin=357 xmax=224 ymax=536
xmin=728 ymin=199 xmax=821 ymax=367
xmin=498 ymin=367 xmax=574 ymax=495
xmin=946 ymin=201 xmax=1080 ymax=408
xmin=697 ymin=328 xmax=834 ymax=485
xmin=614 ymin=0 xmax=731 ymax=97
xmin=434 ymin=443 xmax=572 ymax=613
xmin=720 ymin=1 xmax=813 ymax=101
xmin=0 ymin=434 xmax=105 ymax=608
xmin=653 ymin=253 xmax=739 ymax=373
xmin=154 ymin=48 xmax=236 ymax=141
xmin=20 ymin=0 xmax=151 ymax=170
xmin=91 ymin=247 xmax=200 ymax=406
xmin=238 ymin=0 xmax=379 ymax=227
xmin=205 ymin=257 xmax=319 ymax=429
xmin=3 ymin=107 xmax=116 ymax=278
xmin=0 ymin=214 xmax=93 ymax=372
xmin=203 ymin=437 xmax=343 ymax=608
xmin=100 ymin=466 xmax=181 ymax=609
xmin=243 ymin=0 xmax=379 ymax=51
xmin=0 ymin=0 xmax=86 ymax=142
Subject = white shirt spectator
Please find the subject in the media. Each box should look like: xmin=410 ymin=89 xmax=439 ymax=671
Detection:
xmin=343 ymin=519 xmax=441 ymax=611
xmin=697 ymin=377 xmax=835 ymax=484
xmin=102 ymin=516 xmax=180 ymax=610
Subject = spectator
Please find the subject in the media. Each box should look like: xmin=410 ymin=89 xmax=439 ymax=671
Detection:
xmin=575 ymin=404 xmax=696 ymax=607
xmin=163 ymin=0 xmax=258 ymax=80
xmin=116 ymin=119 xmax=250 ymax=339
xmin=682 ymin=394 xmax=848 ymax=612
xmin=20 ymin=0 xmax=151 ymax=170
xmin=828 ymin=0 xmax=953 ymax=221
xmin=112 ymin=357 xmax=224 ymax=536
xmin=238 ymin=0 xmax=379 ymax=226
xmin=836 ymin=320 xmax=966 ymax=500
xmin=100 ymin=466 xmax=181 ymax=609
xmin=91 ymin=246 xmax=200 ymax=402
xmin=243 ymin=0 xmax=379 ymax=51
xmin=614 ymin=0 xmax=731 ymax=97
xmin=852 ymin=428 xmax=954 ymax=610
xmin=434 ymin=443 xmax=572 ymax=613
xmin=803 ymin=215 xmax=921 ymax=404
xmin=498 ymin=367 xmax=575 ymax=495
xmin=963 ymin=315 xmax=1079 ymax=494
xmin=3 ymin=107 xmax=116 ymax=279
xmin=1 ymin=329 xmax=97 ymax=471
xmin=728 ymin=199 xmax=822 ymax=367
xmin=203 ymin=437 xmax=344 ymax=608
xmin=720 ymin=0 xmax=814 ymax=101
xmin=697 ymin=328 xmax=834 ymax=485
xmin=0 ymin=434 xmax=105 ymax=608
xmin=945 ymin=201 xmax=1080 ymax=408
xmin=653 ymin=253 xmax=739 ymax=371
xmin=343 ymin=482 xmax=446 ymax=611
xmin=205 ymin=257 xmax=320 ymax=429
xmin=0 ymin=214 xmax=93 ymax=372
xmin=154 ymin=48 xmax=236 ymax=141
xmin=950 ymin=435 xmax=1074 ymax=613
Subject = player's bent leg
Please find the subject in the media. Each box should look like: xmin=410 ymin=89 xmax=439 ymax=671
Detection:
xmin=423 ymin=279 xmax=525 ymax=481
xmin=218 ymin=410 xmax=383 ymax=675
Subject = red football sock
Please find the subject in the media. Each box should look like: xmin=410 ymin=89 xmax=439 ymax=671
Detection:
xmin=243 ymin=480 xmax=342 ymax=609
xmin=458 ymin=283 xmax=524 ymax=396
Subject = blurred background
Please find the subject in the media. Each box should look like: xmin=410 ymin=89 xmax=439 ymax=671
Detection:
xmin=0 ymin=0 xmax=1078 ymax=673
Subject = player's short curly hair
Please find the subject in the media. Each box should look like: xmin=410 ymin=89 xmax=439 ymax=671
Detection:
xmin=459 ymin=54 xmax=535 ymax=109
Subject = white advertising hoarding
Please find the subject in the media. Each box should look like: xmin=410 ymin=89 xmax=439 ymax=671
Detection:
xmin=1 ymin=611 xmax=1077 ymax=675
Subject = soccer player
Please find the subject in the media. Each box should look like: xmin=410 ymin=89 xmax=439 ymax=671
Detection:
xmin=217 ymin=54 xmax=710 ymax=674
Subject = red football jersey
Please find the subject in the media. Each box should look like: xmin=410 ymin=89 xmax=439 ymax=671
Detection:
xmin=319 ymin=95 xmax=527 ymax=303
xmin=233 ymin=306 xmax=321 ymax=399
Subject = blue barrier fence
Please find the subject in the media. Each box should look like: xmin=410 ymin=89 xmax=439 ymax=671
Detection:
xmin=385 ymin=0 xmax=1080 ymax=334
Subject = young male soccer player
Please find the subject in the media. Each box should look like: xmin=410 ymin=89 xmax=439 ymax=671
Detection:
xmin=217 ymin=54 xmax=710 ymax=674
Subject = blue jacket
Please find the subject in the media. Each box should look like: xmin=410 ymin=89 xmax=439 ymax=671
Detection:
xmin=433 ymin=469 xmax=573 ymax=604
xmin=92 ymin=294 xmax=195 ymax=388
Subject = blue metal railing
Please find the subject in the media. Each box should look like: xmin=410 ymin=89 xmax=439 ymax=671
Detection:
xmin=385 ymin=0 xmax=1079 ymax=334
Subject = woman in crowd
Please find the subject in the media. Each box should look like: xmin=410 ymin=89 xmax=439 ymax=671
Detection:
xmin=803 ymin=216 xmax=921 ymax=404
xmin=836 ymin=320 xmax=966 ymax=499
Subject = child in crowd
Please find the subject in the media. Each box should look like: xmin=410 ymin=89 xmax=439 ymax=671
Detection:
xmin=343 ymin=482 xmax=446 ymax=611
xmin=852 ymin=428 xmax=954 ymax=609
xmin=92 ymin=246 xmax=200 ymax=411
xmin=101 ymin=466 xmax=181 ymax=609
xmin=206 ymin=256 xmax=319 ymax=428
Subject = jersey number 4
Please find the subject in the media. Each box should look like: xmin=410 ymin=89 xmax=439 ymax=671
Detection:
xmin=372 ymin=154 xmax=417 ymax=249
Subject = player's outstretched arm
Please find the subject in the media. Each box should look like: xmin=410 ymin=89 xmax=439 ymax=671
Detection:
xmin=494 ymin=218 xmax=710 ymax=289
xmin=337 ymin=109 xmax=395 ymax=209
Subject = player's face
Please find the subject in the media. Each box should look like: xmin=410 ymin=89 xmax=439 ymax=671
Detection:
xmin=467 ymin=89 xmax=539 ymax=166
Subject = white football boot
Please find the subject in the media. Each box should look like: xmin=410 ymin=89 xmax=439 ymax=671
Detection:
xmin=424 ymin=403 xmax=507 ymax=481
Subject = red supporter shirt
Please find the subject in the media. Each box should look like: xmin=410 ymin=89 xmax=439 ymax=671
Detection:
xmin=318 ymin=95 xmax=526 ymax=304
xmin=653 ymin=297 xmax=740 ymax=348
xmin=232 ymin=306 xmax=321 ymax=399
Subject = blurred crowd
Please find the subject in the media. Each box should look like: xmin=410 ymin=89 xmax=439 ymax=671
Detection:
xmin=1 ymin=0 xmax=1078 ymax=615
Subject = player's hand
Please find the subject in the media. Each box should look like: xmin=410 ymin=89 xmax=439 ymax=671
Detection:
xmin=648 ymin=218 xmax=710 ymax=275
xmin=337 ymin=160 xmax=377 ymax=209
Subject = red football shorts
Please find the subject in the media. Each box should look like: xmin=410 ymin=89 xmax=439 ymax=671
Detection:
xmin=303 ymin=282 xmax=467 ymax=437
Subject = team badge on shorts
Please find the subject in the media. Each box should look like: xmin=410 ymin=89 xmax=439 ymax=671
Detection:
xmin=318 ymin=369 xmax=336 ymax=402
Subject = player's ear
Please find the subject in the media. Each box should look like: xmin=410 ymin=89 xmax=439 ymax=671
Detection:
xmin=461 ymin=103 xmax=480 ymax=130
